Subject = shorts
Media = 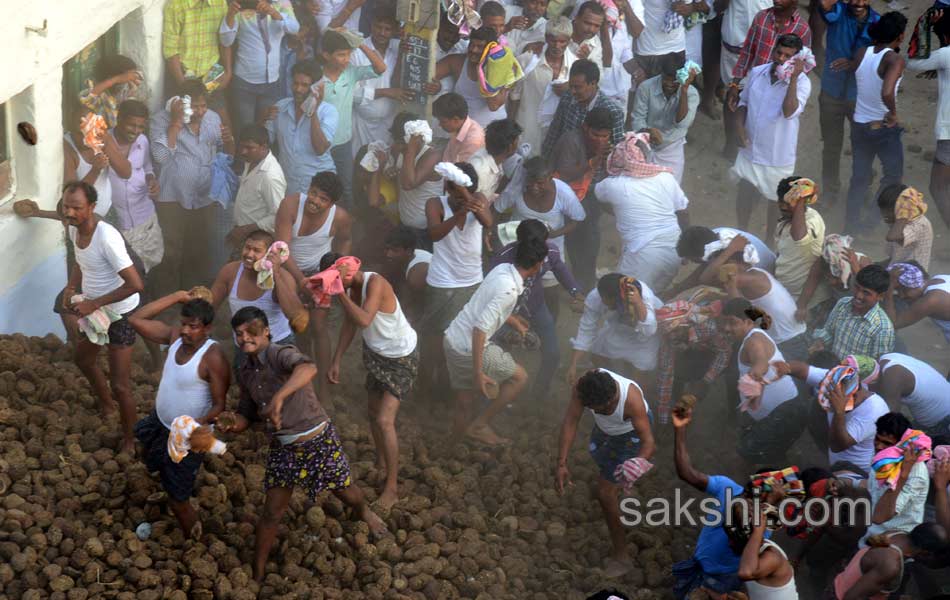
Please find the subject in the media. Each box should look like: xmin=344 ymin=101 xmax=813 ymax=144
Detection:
xmin=937 ymin=139 xmax=950 ymax=166
xmin=135 ymin=413 xmax=203 ymax=502
xmin=443 ymin=339 xmax=517 ymax=391
xmin=106 ymin=315 xmax=138 ymax=347
xmin=420 ymin=283 xmax=479 ymax=336
xmin=363 ymin=344 xmax=419 ymax=399
xmin=264 ymin=421 xmax=352 ymax=500
xmin=588 ymin=425 xmax=644 ymax=484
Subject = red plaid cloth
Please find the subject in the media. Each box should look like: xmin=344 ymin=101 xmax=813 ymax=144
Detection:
xmin=732 ymin=8 xmax=813 ymax=80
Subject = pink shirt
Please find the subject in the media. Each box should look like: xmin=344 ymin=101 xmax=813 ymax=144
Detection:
xmin=443 ymin=117 xmax=485 ymax=163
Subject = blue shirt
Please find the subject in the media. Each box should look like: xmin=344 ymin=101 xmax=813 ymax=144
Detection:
xmin=821 ymin=2 xmax=879 ymax=100
xmin=693 ymin=476 xmax=747 ymax=574
xmin=267 ymin=97 xmax=339 ymax=195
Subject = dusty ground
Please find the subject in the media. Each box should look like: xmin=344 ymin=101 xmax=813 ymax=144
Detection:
xmin=1 ymin=2 xmax=948 ymax=597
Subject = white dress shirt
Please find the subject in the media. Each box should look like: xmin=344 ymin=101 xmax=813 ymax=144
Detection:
xmin=444 ymin=263 xmax=525 ymax=355
xmin=907 ymin=47 xmax=950 ymax=141
xmin=738 ymin=63 xmax=811 ymax=167
xmin=637 ymin=0 xmax=686 ymax=55
xmin=233 ymin=151 xmax=287 ymax=232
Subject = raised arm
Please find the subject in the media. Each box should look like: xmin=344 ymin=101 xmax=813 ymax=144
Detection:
xmin=129 ymin=290 xmax=191 ymax=344
xmin=426 ymin=197 xmax=464 ymax=241
xmin=274 ymin=195 xmax=306 ymax=284
xmin=673 ymin=408 xmax=710 ymax=491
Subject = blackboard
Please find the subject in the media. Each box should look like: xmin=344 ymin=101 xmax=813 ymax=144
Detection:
xmin=398 ymin=33 xmax=431 ymax=113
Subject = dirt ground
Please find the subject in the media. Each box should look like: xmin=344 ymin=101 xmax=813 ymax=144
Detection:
xmin=1 ymin=3 xmax=949 ymax=597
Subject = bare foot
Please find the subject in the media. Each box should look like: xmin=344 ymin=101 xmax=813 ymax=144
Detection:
xmin=698 ymin=102 xmax=721 ymax=120
xmin=377 ymin=488 xmax=398 ymax=512
xmin=360 ymin=505 xmax=389 ymax=538
xmin=603 ymin=555 xmax=632 ymax=578
xmin=119 ymin=438 xmax=136 ymax=456
xmin=466 ymin=425 xmax=511 ymax=447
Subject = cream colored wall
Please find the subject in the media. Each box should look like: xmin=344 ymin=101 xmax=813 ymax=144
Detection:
xmin=0 ymin=0 xmax=167 ymax=337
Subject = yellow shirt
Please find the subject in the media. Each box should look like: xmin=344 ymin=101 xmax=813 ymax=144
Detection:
xmin=775 ymin=207 xmax=825 ymax=298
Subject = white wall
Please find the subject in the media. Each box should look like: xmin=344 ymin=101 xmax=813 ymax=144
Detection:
xmin=0 ymin=0 xmax=167 ymax=337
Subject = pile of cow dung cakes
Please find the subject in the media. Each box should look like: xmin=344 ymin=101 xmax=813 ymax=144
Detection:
xmin=0 ymin=333 xmax=694 ymax=599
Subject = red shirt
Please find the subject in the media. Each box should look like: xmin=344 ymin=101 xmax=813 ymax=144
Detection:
xmin=733 ymin=8 xmax=813 ymax=80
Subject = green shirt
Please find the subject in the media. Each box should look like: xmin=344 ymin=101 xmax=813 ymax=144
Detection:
xmin=163 ymin=0 xmax=228 ymax=79
xmin=323 ymin=64 xmax=379 ymax=146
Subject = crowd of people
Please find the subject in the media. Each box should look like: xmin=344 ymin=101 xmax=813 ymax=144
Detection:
xmin=9 ymin=0 xmax=950 ymax=595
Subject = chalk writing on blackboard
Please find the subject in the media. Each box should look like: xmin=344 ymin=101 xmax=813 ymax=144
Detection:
xmin=399 ymin=33 xmax=431 ymax=110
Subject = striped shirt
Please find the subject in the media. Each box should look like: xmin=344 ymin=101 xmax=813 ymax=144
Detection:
xmin=163 ymin=0 xmax=228 ymax=79
xmin=813 ymin=297 xmax=895 ymax=359
xmin=541 ymin=90 xmax=625 ymax=158
xmin=150 ymin=108 xmax=223 ymax=210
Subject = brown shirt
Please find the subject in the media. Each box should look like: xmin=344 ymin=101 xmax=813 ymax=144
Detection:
xmin=236 ymin=344 xmax=328 ymax=436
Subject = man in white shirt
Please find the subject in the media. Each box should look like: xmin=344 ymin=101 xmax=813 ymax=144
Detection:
xmin=443 ymin=239 xmax=547 ymax=446
xmin=636 ymin=0 xmax=688 ymax=78
xmin=594 ymin=133 xmax=690 ymax=292
xmin=229 ymin=125 xmax=287 ymax=248
xmin=505 ymin=0 xmax=550 ymax=53
xmin=511 ymin=17 xmax=576 ymax=156
xmin=351 ymin=11 xmax=405 ymax=155
xmin=570 ymin=1 xmax=613 ymax=70
xmin=60 ymin=181 xmax=145 ymax=455
xmin=731 ymin=33 xmax=811 ymax=243
xmin=468 ymin=119 xmax=523 ymax=200
xmin=860 ymin=412 xmax=929 ymax=546
xmin=906 ymin=18 xmax=950 ymax=228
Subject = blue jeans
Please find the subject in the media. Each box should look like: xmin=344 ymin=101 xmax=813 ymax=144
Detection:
xmin=331 ymin=141 xmax=354 ymax=209
xmin=530 ymin=301 xmax=559 ymax=399
xmin=845 ymin=122 xmax=904 ymax=232
xmin=231 ymin=76 xmax=283 ymax=132
xmin=566 ymin=191 xmax=601 ymax=292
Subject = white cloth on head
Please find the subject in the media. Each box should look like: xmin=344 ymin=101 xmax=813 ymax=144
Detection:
xmin=434 ymin=162 xmax=473 ymax=188
xmin=426 ymin=196 xmax=484 ymax=288
xmin=571 ymin=284 xmax=662 ymax=371
xmin=69 ymin=221 xmax=139 ymax=315
xmin=713 ymin=227 xmax=776 ymax=272
xmin=404 ymin=120 xmax=433 ymax=145
xmin=359 ymin=141 xmax=390 ymax=172
xmin=736 ymin=63 xmax=811 ymax=169
xmin=702 ymin=228 xmax=761 ymax=265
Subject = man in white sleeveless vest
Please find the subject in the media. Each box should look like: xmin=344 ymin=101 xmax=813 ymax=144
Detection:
xmin=555 ymin=369 xmax=655 ymax=578
xmin=129 ymin=291 xmax=230 ymax=537
xmin=326 ymin=253 xmax=419 ymax=511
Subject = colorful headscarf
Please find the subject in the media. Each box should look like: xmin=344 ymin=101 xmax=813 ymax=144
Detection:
xmin=872 ymin=429 xmax=932 ymax=489
xmin=817 ymin=365 xmax=860 ymax=412
xmin=783 ymin=177 xmax=818 ymax=206
xmin=822 ymin=234 xmax=855 ymax=287
xmin=749 ymin=466 xmax=805 ymax=498
xmin=306 ymin=256 xmax=362 ymax=308
xmin=775 ymin=47 xmax=818 ymax=82
xmin=254 ymin=241 xmax=290 ymax=290
xmin=477 ymin=42 xmax=524 ymax=98
xmin=908 ymin=7 xmax=940 ymax=60
xmin=887 ymin=262 xmax=926 ymax=289
xmin=842 ymin=355 xmax=880 ymax=388
xmin=598 ymin=0 xmax=620 ymax=26
xmin=606 ymin=132 xmax=672 ymax=179
xmin=894 ymin=186 xmax=928 ymax=221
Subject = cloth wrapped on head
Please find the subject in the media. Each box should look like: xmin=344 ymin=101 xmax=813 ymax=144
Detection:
xmin=817 ymin=365 xmax=859 ymax=412
xmin=435 ymin=162 xmax=473 ymax=188
xmin=872 ymin=429 xmax=932 ymax=490
xmin=783 ymin=177 xmax=818 ymax=206
xmin=748 ymin=466 xmax=805 ymax=498
xmin=775 ymin=47 xmax=818 ymax=82
xmin=359 ymin=141 xmax=389 ymax=173
xmin=894 ymin=186 xmax=928 ymax=221
xmin=606 ymin=132 xmax=672 ymax=179
xmin=702 ymin=229 xmax=760 ymax=265
xmin=821 ymin=234 xmax=855 ymax=287
xmin=306 ymin=256 xmax=362 ymax=308
xmin=841 ymin=355 xmax=880 ymax=388
xmin=477 ymin=42 xmax=524 ymax=97
xmin=404 ymin=120 xmax=433 ymax=145
xmin=254 ymin=241 xmax=290 ymax=290
xmin=887 ymin=262 xmax=926 ymax=289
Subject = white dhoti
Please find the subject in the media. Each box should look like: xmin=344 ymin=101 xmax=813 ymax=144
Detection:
xmin=686 ymin=27 xmax=703 ymax=67
xmin=617 ymin=231 xmax=683 ymax=293
xmin=653 ymin=138 xmax=686 ymax=183
xmin=729 ymin=151 xmax=794 ymax=201
xmin=591 ymin=322 xmax=660 ymax=371
xmin=122 ymin=212 xmax=165 ymax=273
xmin=721 ymin=45 xmax=740 ymax=85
